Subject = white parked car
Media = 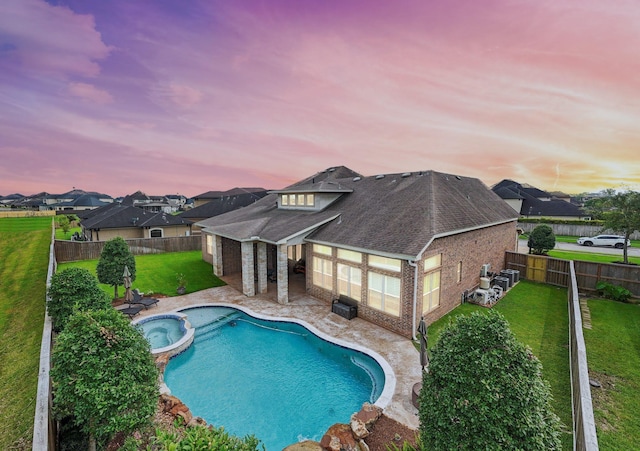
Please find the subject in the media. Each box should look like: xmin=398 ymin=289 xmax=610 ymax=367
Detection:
xmin=576 ymin=235 xmax=630 ymax=249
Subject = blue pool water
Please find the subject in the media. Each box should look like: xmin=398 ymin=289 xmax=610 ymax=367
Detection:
xmin=164 ymin=306 xmax=385 ymax=450
xmin=136 ymin=316 xmax=185 ymax=350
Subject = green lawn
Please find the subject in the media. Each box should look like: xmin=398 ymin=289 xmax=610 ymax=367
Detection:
xmin=0 ymin=217 xmax=51 ymax=449
xmin=583 ymin=299 xmax=640 ymax=450
xmin=427 ymin=280 xmax=573 ymax=448
xmin=546 ymin=249 xmax=640 ymax=265
xmin=54 ymin=226 xmax=81 ymax=240
xmin=58 ymin=250 xmax=225 ymax=298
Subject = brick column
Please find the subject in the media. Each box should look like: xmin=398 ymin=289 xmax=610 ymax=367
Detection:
xmin=212 ymin=234 xmax=223 ymax=276
xmin=241 ymin=241 xmax=255 ymax=297
xmin=257 ymin=242 xmax=267 ymax=294
xmin=276 ymin=243 xmax=288 ymax=304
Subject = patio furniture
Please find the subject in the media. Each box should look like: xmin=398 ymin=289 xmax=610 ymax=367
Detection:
xmin=131 ymin=290 xmax=159 ymax=309
xmin=119 ymin=304 xmax=143 ymax=318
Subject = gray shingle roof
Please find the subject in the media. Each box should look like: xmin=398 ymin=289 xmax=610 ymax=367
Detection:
xmin=81 ymin=204 xmax=192 ymax=229
xmin=198 ymin=168 xmax=517 ymax=259
xmin=180 ymin=191 xmax=268 ymax=220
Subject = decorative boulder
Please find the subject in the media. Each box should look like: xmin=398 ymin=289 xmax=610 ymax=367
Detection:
xmin=320 ymin=423 xmax=358 ymax=451
xmin=283 ymin=440 xmax=324 ymax=451
xmin=350 ymin=402 xmax=383 ymax=438
xmin=187 ymin=416 xmax=207 ymax=428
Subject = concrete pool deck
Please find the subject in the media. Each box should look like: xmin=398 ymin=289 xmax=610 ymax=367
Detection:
xmin=135 ymin=284 xmax=421 ymax=430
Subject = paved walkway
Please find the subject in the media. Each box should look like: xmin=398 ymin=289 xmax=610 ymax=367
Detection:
xmin=136 ymin=285 xmax=422 ymax=429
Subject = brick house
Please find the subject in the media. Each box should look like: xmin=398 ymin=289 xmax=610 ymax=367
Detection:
xmin=197 ymin=167 xmax=518 ymax=338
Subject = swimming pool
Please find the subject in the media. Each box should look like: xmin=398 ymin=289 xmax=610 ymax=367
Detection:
xmin=163 ymin=305 xmax=390 ymax=450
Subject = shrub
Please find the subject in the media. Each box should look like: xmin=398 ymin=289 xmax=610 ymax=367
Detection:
xmin=419 ymin=310 xmax=561 ymax=450
xmin=51 ymin=308 xmax=158 ymax=449
xmin=47 ymin=267 xmax=111 ymax=332
xmin=596 ymin=281 xmax=632 ymax=303
xmin=153 ymin=424 xmax=264 ymax=451
xmin=527 ymin=224 xmax=556 ymax=255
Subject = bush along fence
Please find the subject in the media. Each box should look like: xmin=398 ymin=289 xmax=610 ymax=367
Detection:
xmin=505 ymin=251 xmax=640 ymax=298
xmin=54 ymin=235 xmax=201 ymax=262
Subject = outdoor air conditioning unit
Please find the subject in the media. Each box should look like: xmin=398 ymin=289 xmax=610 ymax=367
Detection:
xmin=480 ymin=263 xmax=491 ymax=277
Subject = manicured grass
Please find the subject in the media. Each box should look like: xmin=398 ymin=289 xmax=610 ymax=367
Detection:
xmin=547 ymin=249 xmax=640 ymax=265
xmin=59 ymin=250 xmax=225 ymax=298
xmin=0 ymin=217 xmax=51 ymax=449
xmin=583 ymin=299 xmax=640 ymax=450
xmin=54 ymin=226 xmax=81 ymax=240
xmin=426 ymin=280 xmax=573 ymax=448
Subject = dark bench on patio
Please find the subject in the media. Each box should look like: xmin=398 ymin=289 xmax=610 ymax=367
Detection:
xmin=331 ymin=295 xmax=358 ymax=320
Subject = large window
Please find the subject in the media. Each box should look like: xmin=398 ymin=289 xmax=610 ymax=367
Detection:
xmin=368 ymin=272 xmax=400 ymax=316
xmin=423 ymin=270 xmax=441 ymax=313
xmin=369 ymin=255 xmax=401 ymax=272
xmin=338 ymin=263 xmax=361 ymax=301
xmin=312 ymin=256 xmax=333 ymax=290
xmin=150 ymin=229 xmax=163 ymax=238
xmin=422 ymin=253 xmax=442 ymax=313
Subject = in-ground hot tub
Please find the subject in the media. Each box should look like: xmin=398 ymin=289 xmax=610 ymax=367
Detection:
xmin=133 ymin=313 xmax=194 ymax=356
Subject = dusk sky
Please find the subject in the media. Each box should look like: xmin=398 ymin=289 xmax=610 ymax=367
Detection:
xmin=1 ymin=0 xmax=639 ymax=198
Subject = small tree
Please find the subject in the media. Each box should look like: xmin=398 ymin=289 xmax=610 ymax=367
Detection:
xmin=55 ymin=215 xmax=71 ymax=237
xmin=419 ymin=311 xmax=561 ymax=450
xmin=527 ymin=224 xmax=556 ymax=255
xmin=96 ymin=237 xmax=136 ymax=299
xmin=598 ymin=190 xmax=640 ymax=264
xmin=51 ymin=308 xmax=158 ymax=451
xmin=47 ymin=267 xmax=111 ymax=332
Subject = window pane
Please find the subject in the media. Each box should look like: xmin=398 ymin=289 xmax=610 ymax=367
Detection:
xmin=423 ymin=270 xmax=441 ymax=313
xmin=369 ymin=255 xmax=401 ymax=271
xmin=337 ymin=248 xmax=362 ymax=263
xmin=313 ymin=244 xmax=332 ymax=255
xmin=289 ymin=194 xmax=296 ymax=205
xmin=282 ymin=195 xmax=289 ymax=206
xmin=424 ymin=254 xmax=442 ymax=271
xmin=306 ymin=194 xmax=314 ymax=206
xmin=297 ymin=194 xmax=305 ymax=205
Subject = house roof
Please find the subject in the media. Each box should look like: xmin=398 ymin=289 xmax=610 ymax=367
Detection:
xmin=197 ymin=168 xmax=518 ymax=259
xmin=81 ymin=204 xmax=192 ymax=230
xmin=194 ymin=187 xmax=267 ymax=200
xmin=492 ymin=180 xmax=586 ymax=217
xmin=179 ymin=190 xmax=269 ymax=220
xmin=53 ymin=194 xmax=110 ymax=208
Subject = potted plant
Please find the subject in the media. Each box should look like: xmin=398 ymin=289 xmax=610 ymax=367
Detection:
xmin=176 ymin=273 xmax=187 ymax=295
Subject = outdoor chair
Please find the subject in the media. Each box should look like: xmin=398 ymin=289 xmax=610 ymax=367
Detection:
xmin=131 ymin=290 xmax=159 ymax=309
xmin=119 ymin=304 xmax=143 ymax=318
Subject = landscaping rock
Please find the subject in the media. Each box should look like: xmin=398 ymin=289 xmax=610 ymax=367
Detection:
xmin=282 ymin=440 xmax=324 ymax=451
xmin=186 ymin=416 xmax=207 ymax=428
xmin=320 ymin=423 xmax=358 ymax=451
xmin=351 ymin=402 xmax=383 ymax=438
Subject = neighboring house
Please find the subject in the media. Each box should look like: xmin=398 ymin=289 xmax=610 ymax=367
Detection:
xmin=80 ymin=203 xmax=192 ymax=241
xmin=193 ymin=187 xmax=267 ymax=208
xmin=0 ymin=193 xmax=25 ymax=207
xmin=180 ymin=188 xmax=269 ymax=234
xmin=197 ymin=167 xmax=518 ymax=338
xmin=52 ymin=194 xmax=110 ymax=212
xmin=121 ymin=191 xmax=183 ymax=214
xmin=492 ymin=179 xmax=588 ymax=220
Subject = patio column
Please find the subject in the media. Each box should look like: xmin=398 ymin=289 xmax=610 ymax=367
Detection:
xmin=211 ymin=234 xmax=223 ymax=276
xmin=241 ymin=241 xmax=255 ymax=297
xmin=257 ymin=242 xmax=268 ymax=294
xmin=276 ymin=243 xmax=288 ymax=304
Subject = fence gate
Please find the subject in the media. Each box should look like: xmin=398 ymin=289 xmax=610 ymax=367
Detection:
xmin=526 ymin=255 xmax=547 ymax=282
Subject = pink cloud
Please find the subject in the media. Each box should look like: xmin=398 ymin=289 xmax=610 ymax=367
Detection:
xmin=168 ymin=83 xmax=203 ymax=108
xmin=68 ymin=82 xmax=113 ymax=104
xmin=0 ymin=0 xmax=111 ymax=78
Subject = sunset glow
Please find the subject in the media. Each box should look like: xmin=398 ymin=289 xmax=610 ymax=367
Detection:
xmin=1 ymin=0 xmax=639 ymax=197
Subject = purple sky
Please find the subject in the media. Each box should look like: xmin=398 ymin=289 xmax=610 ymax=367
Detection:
xmin=1 ymin=0 xmax=639 ymax=197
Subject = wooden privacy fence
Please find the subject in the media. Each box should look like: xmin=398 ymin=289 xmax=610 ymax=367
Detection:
xmin=55 ymin=235 xmax=201 ymax=262
xmin=505 ymin=251 xmax=640 ymax=297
